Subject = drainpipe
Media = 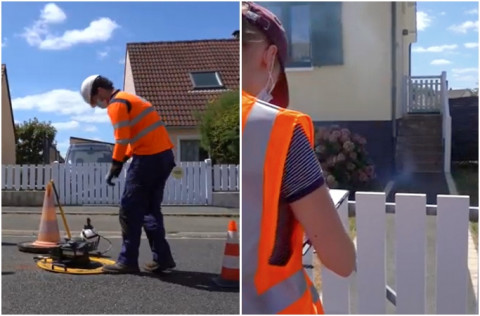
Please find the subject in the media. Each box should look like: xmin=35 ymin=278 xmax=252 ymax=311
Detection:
xmin=391 ymin=2 xmax=397 ymax=174
xmin=409 ymin=44 xmax=412 ymax=76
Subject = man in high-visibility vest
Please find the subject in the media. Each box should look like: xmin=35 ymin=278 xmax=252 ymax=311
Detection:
xmin=80 ymin=75 xmax=176 ymax=274
xmin=242 ymin=2 xmax=356 ymax=313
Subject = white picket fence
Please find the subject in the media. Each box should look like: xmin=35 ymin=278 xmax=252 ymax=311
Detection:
xmin=304 ymin=190 xmax=478 ymax=314
xmin=213 ymin=164 xmax=239 ymax=191
xmin=1 ymin=159 xmax=239 ymax=205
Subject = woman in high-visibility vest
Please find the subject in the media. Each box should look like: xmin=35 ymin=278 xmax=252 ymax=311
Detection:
xmin=242 ymin=2 xmax=356 ymax=313
xmin=80 ymin=75 xmax=176 ymax=274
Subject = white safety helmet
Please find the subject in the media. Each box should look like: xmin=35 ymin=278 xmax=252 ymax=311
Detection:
xmin=80 ymin=74 xmax=100 ymax=104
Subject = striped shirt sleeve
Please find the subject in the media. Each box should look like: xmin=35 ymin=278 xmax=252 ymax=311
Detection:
xmin=281 ymin=124 xmax=325 ymax=203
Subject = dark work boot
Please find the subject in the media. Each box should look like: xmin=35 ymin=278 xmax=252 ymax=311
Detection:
xmin=144 ymin=259 xmax=176 ymax=273
xmin=102 ymin=262 xmax=140 ymax=274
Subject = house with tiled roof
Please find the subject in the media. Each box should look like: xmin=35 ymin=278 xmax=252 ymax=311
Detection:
xmin=123 ymin=38 xmax=239 ymax=162
xmin=1 ymin=64 xmax=16 ymax=164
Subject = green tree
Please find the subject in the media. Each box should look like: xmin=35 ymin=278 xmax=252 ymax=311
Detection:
xmin=197 ymin=91 xmax=239 ymax=164
xmin=15 ymin=118 xmax=57 ymax=164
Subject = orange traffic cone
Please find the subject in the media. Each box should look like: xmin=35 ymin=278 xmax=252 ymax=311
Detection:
xmin=18 ymin=182 xmax=61 ymax=253
xmin=213 ymin=220 xmax=239 ymax=288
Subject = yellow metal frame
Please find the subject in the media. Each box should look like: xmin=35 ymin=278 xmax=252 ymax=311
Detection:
xmin=36 ymin=257 xmax=115 ymax=274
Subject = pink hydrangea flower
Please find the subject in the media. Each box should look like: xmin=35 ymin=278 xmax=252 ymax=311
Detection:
xmin=343 ymin=141 xmax=355 ymax=152
xmin=347 ymin=162 xmax=356 ymax=171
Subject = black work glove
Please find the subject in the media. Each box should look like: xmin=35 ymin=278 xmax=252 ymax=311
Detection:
xmin=123 ymin=155 xmax=131 ymax=163
xmin=105 ymin=159 xmax=124 ymax=186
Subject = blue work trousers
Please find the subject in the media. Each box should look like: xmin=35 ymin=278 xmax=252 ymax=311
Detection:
xmin=117 ymin=149 xmax=175 ymax=267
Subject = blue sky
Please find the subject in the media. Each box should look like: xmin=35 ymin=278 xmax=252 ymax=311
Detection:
xmin=412 ymin=2 xmax=478 ymax=89
xmin=1 ymin=1 xmax=239 ymax=157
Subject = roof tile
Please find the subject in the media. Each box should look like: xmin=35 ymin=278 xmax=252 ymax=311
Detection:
xmin=127 ymin=39 xmax=239 ymax=127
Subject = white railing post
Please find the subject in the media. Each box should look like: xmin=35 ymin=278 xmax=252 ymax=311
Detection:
xmin=320 ymin=190 xmax=351 ymax=313
xmin=395 ymin=193 xmax=427 ymax=313
xmin=440 ymin=71 xmax=451 ymax=173
xmin=403 ymin=75 xmax=408 ymax=115
xmin=436 ymin=195 xmax=469 ymax=313
xmin=356 ymin=192 xmax=387 ymax=314
xmin=205 ymin=158 xmax=213 ymax=205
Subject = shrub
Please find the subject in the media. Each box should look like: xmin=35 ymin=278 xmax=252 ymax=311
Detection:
xmin=314 ymin=125 xmax=376 ymax=190
xmin=196 ymin=91 xmax=239 ymax=164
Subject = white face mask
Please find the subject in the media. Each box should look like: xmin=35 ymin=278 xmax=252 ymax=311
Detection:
xmin=256 ymin=59 xmax=276 ymax=103
xmin=96 ymin=99 xmax=108 ymax=109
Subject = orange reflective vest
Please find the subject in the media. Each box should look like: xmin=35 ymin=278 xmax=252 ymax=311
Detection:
xmin=107 ymin=91 xmax=173 ymax=161
xmin=242 ymin=91 xmax=324 ymax=314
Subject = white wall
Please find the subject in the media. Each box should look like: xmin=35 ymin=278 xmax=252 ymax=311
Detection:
xmin=167 ymin=127 xmax=200 ymax=161
xmin=123 ymin=51 xmax=136 ymax=94
xmin=2 ymin=68 xmax=16 ymax=164
xmin=287 ymin=2 xmax=415 ymax=122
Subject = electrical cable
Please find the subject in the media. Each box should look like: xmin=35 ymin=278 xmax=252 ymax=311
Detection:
xmin=90 ymin=233 xmax=113 ymax=257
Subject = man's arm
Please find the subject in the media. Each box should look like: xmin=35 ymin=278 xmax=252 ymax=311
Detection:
xmin=108 ymin=102 xmax=131 ymax=162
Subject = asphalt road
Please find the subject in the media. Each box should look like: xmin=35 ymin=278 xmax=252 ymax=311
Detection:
xmin=2 ymin=213 xmax=237 ymax=239
xmin=2 ymin=214 xmax=239 ymax=314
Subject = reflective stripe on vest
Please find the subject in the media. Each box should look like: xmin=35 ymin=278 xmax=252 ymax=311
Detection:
xmin=243 ymin=99 xmax=318 ymax=314
xmin=115 ymin=119 xmax=165 ymax=145
xmin=111 ymin=97 xmax=165 ymax=146
xmin=112 ymin=106 xmax=156 ymax=130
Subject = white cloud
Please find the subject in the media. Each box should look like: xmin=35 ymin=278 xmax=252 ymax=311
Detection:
xmin=39 ymin=18 xmax=119 ymax=50
xmin=440 ymin=12 xmax=446 ymax=16
xmin=118 ymin=58 xmax=125 ymax=65
xmin=71 ymin=108 xmax=110 ymax=123
xmin=448 ymin=21 xmax=479 ymax=33
xmin=417 ymin=11 xmax=432 ymax=31
xmin=12 ymin=89 xmax=91 ymax=115
xmin=412 ymin=44 xmax=458 ymax=53
xmin=22 ymin=3 xmax=66 ymax=47
xmin=431 ymin=59 xmax=451 ymax=65
xmin=84 ymin=125 xmax=98 ymax=132
xmin=97 ymin=48 xmax=110 ymax=59
xmin=2 ymin=37 xmax=7 ymax=47
xmin=452 ymin=68 xmax=478 ymax=74
xmin=465 ymin=8 xmax=478 ymax=15
xmin=464 ymin=42 xmax=479 ymax=48
xmin=452 ymin=69 xmax=478 ymax=84
xmin=452 ymin=75 xmax=478 ymax=83
xmin=41 ymin=3 xmax=66 ymax=24
xmin=52 ymin=120 xmax=80 ymax=130
xmin=21 ymin=3 xmax=119 ymax=50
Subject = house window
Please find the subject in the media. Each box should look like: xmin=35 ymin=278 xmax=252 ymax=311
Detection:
xmin=290 ymin=5 xmax=312 ymax=66
xmin=190 ymin=71 xmax=224 ymax=89
xmin=260 ymin=2 xmax=343 ymax=68
xmin=179 ymin=139 xmax=209 ymax=162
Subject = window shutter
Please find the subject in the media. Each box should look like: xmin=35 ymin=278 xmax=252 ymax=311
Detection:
xmin=311 ymin=2 xmax=343 ymax=66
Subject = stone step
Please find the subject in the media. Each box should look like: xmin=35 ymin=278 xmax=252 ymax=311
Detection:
xmin=396 ymin=142 xmax=443 ymax=151
xmin=396 ymin=153 xmax=443 ymax=164
xmin=396 ymin=135 xmax=443 ymax=147
xmin=395 ymin=160 xmax=444 ymax=173
xmin=401 ymin=114 xmax=442 ymax=122
xmin=397 ymin=127 xmax=442 ymax=137
xmin=399 ymin=117 xmax=442 ymax=126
